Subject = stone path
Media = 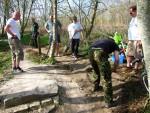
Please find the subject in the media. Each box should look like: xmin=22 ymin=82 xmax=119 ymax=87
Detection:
xmin=0 ymin=58 xmax=61 ymax=113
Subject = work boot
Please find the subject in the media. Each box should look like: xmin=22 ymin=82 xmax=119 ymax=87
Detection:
xmin=93 ymin=85 xmax=103 ymax=92
xmin=12 ymin=67 xmax=17 ymax=73
xmin=16 ymin=67 xmax=24 ymax=72
xmin=105 ymin=101 xmax=116 ymax=108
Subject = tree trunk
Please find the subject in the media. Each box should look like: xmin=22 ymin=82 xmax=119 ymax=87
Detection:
xmin=85 ymin=0 xmax=99 ymax=39
xmin=137 ymin=0 xmax=150 ymax=95
xmin=19 ymin=0 xmax=35 ymax=38
xmin=2 ymin=0 xmax=10 ymax=37
xmin=49 ymin=0 xmax=57 ymax=59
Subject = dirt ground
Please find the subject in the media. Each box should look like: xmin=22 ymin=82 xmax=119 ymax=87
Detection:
xmin=1 ymin=47 xmax=148 ymax=113
xmin=48 ymin=51 xmax=148 ymax=113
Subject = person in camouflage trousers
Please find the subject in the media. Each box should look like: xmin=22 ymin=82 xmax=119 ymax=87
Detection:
xmin=89 ymin=38 xmax=119 ymax=108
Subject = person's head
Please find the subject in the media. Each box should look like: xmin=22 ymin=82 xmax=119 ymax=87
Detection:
xmin=69 ymin=16 xmax=72 ymax=22
xmin=129 ymin=5 xmax=137 ymax=17
xmin=49 ymin=15 xmax=53 ymax=21
xmin=72 ymin=16 xmax=77 ymax=23
xmin=31 ymin=17 xmax=35 ymax=23
xmin=12 ymin=11 xmax=20 ymax=20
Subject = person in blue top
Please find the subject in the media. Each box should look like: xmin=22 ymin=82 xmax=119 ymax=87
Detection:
xmin=89 ymin=38 xmax=119 ymax=108
xmin=45 ymin=15 xmax=62 ymax=56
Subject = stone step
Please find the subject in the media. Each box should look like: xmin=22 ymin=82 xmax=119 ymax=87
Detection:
xmin=2 ymin=98 xmax=56 ymax=113
xmin=0 ymin=80 xmax=58 ymax=108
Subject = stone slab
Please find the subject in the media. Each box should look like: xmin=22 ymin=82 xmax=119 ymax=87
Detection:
xmin=4 ymin=99 xmax=56 ymax=113
xmin=0 ymin=80 xmax=58 ymax=108
xmin=5 ymin=104 xmax=29 ymax=113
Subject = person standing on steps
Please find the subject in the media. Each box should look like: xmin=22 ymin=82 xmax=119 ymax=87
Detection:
xmin=67 ymin=16 xmax=83 ymax=60
xmin=45 ymin=15 xmax=53 ymax=45
xmin=31 ymin=18 xmax=39 ymax=48
xmin=45 ymin=15 xmax=62 ymax=56
xmin=5 ymin=11 xmax=24 ymax=73
xmin=89 ymin=38 xmax=119 ymax=108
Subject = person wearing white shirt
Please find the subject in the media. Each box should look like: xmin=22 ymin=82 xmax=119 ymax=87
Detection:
xmin=126 ymin=5 xmax=142 ymax=70
xmin=5 ymin=11 xmax=24 ymax=73
xmin=67 ymin=16 xmax=83 ymax=60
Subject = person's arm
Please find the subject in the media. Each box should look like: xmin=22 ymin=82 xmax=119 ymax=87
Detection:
xmin=44 ymin=22 xmax=50 ymax=33
xmin=57 ymin=20 xmax=62 ymax=33
xmin=36 ymin=23 xmax=39 ymax=31
xmin=58 ymin=20 xmax=62 ymax=29
xmin=67 ymin=24 xmax=72 ymax=39
xmin=75 ymin=29 xmax=82 ymax=33
xmin=36 ymin=23 xmax=39 ymax=35
xmin=4 ymin=24 xmax=16 ymax=37
xmin=81 ymin=31 xmax=84 ymax=40
xmin=74 ymin=23 xmax=83 ymax=33
xmin=113 ymin=50 xmax=119 ymax=72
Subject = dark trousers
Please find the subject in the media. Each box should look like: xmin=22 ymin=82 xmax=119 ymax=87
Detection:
xmin=32 ymin=32 xmax=38 ymax=48
xmin=71 ymin=39 xmax=80 ymax=57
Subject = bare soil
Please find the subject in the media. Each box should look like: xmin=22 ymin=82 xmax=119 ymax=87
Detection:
xmin=50 ymin=52 xmax=147 ymax=113
xmin=1 ymin=47 xmax=148 ymax=113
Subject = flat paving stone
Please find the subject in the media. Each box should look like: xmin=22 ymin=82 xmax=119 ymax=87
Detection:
xmin=0 ymin=78 xmax=58 ymax=108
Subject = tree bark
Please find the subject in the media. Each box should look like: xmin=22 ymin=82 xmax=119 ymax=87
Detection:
xmin=1 ymin=0 xmax=10 ymax=37
xmin=49 ymin=0 xmax=57 ymax=59
xmin=137 ymin=0 xmax=150 ymax=95
xmin=85 ymin=0 xmax=99 ymax=39
xmin=15 ymin=0 xmax=35 ymax=38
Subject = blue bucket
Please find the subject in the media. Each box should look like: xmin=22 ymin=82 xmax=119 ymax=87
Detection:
xmin=111 ymin=55 xmax=115 ymax=62
xmin=111 ymin=53 xmax=124 ymax=64
xmin=119 ymin=53 xmax=124 ymax=64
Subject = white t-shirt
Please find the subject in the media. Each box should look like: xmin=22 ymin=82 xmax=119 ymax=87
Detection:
xmin=68 ymin=22 xmax=83 ymax=39
xmin=128 ymin=17 xmax=140 ymax=40
xmin=6 ymin=18 xmax=21 ymax=40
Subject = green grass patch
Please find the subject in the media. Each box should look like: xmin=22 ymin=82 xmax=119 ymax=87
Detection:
xmin=21 ymin=33 xmax=49 ymax=47
xmin=0 ymin=40 xmax=10 ymax=52
xmin=0 ymin=41 xmax=11 ymax=77
xmin=40 ymin=34 xmax=49 ymax=46
xmin=79 ymin=40 xmax=90 ymax=58
xmin=21 ymin=33 xmax=31 ymax=45
xmin=144 ymin=104 xmax=150 ymax=113
xmin=26 ymin=49 xmax=56 ymax=64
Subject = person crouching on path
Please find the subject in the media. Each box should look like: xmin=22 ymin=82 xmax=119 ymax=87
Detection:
xmin=89 ymin=38 xmax=119 ymax=108
xmin=4 ymin=11 xmax=24 ymax=73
